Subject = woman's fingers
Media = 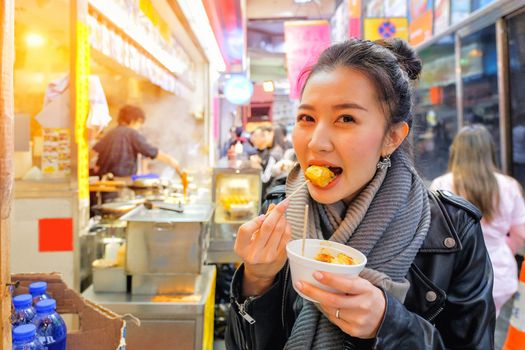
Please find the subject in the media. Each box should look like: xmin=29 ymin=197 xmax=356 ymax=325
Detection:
xmin=264 ymin=212 xmax=288 ymax=253
xmin=235 ymin=215 xmax=264 ymax=250
xmin=252 ymin=199 xmax=289 ymax=250
xmin=313 ymin=272 xmax=371 ymax=295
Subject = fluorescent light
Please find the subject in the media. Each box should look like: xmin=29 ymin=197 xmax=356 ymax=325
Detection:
xmin=177 ymin=0 xmax=226 ymax=72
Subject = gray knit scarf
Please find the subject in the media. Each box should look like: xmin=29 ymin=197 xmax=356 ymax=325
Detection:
xmin=283 ymin=150 xmax=431 ymax=350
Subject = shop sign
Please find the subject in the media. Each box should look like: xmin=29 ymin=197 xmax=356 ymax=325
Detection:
xmin=365 ymin=0 xmax=385 ymax=18
xmin=284 ymin=20 xmax=330 ymax=100
xmin=331 ymin=1 xmax=349 ymax=42
xmin=364 ymin=18 xmax=408 ymax=41
xmin=409 ymin=0 xmax=434 ymax=46
xmin=385 ymin=0 xmax=408 ymax=17
xmin=349 ymin=0 xmax=362 ymax=38
xmin=434 ymin=0 xmax=450 ymax=35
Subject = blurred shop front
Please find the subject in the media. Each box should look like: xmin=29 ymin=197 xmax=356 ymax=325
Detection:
xmin=11 ymin=1 xmax=217 ymax=348
xmin=12 ymin=0 xmax=210 ymax=288
xmin=410 ymin=0 xmax=525 ymax=189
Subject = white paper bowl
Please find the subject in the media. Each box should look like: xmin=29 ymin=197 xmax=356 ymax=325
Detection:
xmin=286 ymin=239 xmax=367 ymax=302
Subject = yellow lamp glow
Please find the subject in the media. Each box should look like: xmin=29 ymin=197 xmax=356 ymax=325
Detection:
xmin=263 ymin=80 xmax=275 ymax=92
xmin=25 ymin=33 xmax=45 ymax=47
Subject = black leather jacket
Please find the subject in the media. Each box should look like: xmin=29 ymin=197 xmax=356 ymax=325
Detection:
xmin=226 ymin=189 xmax=496 ymax=350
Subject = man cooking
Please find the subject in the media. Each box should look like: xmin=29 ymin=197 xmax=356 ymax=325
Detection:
xmin=92 ymin=104 xmax=184 ymax=178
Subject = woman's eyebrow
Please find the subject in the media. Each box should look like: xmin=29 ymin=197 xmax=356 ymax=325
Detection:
xmin=298 ymin=103 xmax=315 ymax=110
xmin=332 ymin=103 xmax=368 ymax=112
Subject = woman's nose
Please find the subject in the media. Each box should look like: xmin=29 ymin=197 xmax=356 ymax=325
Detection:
xmin=308 ymin=123 xmax=333 ymax=153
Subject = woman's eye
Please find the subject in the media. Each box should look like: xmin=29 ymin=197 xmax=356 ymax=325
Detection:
xmin=297 ymin=114 xmax=315 ymax=123
xmin=337 ymin=114 xmax=355 ymax=123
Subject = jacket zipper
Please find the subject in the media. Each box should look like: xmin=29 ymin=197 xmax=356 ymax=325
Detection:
xmin=427 ymin=306 xmax=444 ymax=322
xmin=234 ymin=297 xmax=256 ymax=350
xmin=235 ymin=297 xmax=256 ymax=324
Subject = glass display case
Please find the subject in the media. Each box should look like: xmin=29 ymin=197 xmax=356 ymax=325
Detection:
xmin=208 ymin=160 xmax=261 ymax=263
xmin=212 ymin=161 xmax=261 ymax=225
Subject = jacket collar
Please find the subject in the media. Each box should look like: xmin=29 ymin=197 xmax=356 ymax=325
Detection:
xmin=419 ymin=191 xmax=462 ymax=253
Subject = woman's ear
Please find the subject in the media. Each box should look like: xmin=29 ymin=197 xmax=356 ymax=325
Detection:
xmin=382 ymin=122 xmax=409 ymax=156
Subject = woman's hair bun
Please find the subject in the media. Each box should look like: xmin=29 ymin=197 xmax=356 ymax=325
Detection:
xmin=376 ymin=38 xmax=422 ymax=80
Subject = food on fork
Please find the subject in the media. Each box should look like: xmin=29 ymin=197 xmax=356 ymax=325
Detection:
xmin=314 ymin=248 xmax=355 ymax=265
xmin=305 ymin=165 xmax=336 ymax=187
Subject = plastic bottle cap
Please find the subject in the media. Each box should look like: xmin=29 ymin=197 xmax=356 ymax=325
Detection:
xmin=29 ymin=281 xmax=47 ymax=295
xmin=12 ymin=324 xmax=36 ymax=341
xmin=35 ymin=298 xmax=56 ymax=313
xmin=13 ymin=294 xmax=33 ymax=309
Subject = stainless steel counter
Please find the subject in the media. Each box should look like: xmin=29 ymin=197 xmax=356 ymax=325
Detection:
xmin=82 ymin=265 xmax=216 ymax=350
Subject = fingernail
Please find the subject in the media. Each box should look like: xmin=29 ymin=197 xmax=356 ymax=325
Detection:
xmin=281 ymin=198 xmax=290 ymax=208
xmin=313 ymin=272 xmax=323 ymax=280
xmin=294 ymin=281 xmax=303 ymax=290
xmin=258 ymin=214 xmax=265 ymax=222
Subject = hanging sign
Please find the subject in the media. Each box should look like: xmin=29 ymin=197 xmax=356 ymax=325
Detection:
xmin=348 ymin=0 xmax=362 ymax=38
xmin=409 ymin=0 xmax=434 ymax=46
xmin=434 ymin=0 xmax=450 ymax=35
xmin=364 ymin=18 xmax=408 ymax=41
xmin=284 ymin=20 xmax=331 ymax=100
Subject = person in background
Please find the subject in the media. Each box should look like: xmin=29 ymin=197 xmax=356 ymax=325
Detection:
xmin=221 ymin=126 xmax=239 ymax=158
xmin=226 ymin=38 xmax=494 ymax=349
xmin=430 ymin=124 xmax=525 ymax=316
xmin=92 ymin=104 xmax=183 ymax=178
xmin=273 ymin=123 xmax=293 ymax=151
xmin=249 ymin=126 xmax=284 ymax=195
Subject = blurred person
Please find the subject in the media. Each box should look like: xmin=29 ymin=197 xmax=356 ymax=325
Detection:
xmin=274 ymin=123 xmax=293 ymax=151
xmin=227 ymin=39 xmax=494 ymax=349
xmin=430 ymin=124 xmax=525 ymax=316
xmin=250 ymin=126 xmax=284 ymax=195
xmin=220 ymin=126 xmax=237 ymax=158
xmin=92 ymin=104 xmax=184 ymax=178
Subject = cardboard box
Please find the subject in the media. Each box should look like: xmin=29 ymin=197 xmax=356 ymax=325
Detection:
xmin=12 ymin=273 xmax=125 ymax=350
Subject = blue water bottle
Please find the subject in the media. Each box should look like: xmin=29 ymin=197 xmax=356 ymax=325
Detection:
xmin=12 ymin=324 xmax=44 ymax=350
xmin=34 ymin=299 xmax=67 ymax=350
xmin=12 ymin=294 xmax=36 ymax=327
xmin=29 ymin=282 xmax=50 ymax=306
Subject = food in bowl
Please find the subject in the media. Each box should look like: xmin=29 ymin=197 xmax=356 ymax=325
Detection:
xmin=305 ymin=165 xmax=335 ymax=187
xmin=314 ymin=248 xmax=355 ymax=265
xmin=286 ymin=239 xmax=366 ymax=302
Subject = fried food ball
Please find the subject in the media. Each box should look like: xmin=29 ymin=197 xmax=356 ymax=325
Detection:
xmin=305 ymin=165 xmax=335 ymax=187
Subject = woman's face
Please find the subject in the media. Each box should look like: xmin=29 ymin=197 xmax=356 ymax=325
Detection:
xmin=292 ymin=66 xmax=406 ymax=204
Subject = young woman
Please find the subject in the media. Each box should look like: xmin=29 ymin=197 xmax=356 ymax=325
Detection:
xmin=431 ymin=124 xmax=525 ymax=316
xmin=226 ymin=39 xmax=495 ymax=349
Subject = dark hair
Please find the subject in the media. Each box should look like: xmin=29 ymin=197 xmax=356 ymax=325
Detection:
xmin=118 ymin=105 xmax=146 ymax=125
xmin=300 ymin=38 xmax=422 ymax=131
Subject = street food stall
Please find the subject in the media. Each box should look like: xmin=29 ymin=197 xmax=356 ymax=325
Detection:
xmin=83 ymin=203 xmax=215 ymax=349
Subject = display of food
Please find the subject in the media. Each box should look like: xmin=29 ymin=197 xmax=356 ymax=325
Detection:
xmin=220 ymin=194 xmax=254 ymax=219
xmin=314 ymin=248 xmax=355 ymax=265
xmin=305 ymin=165 xmax=336 ymax=187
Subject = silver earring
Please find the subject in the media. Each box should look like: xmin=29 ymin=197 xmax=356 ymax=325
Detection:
xmin=377 ymin=154 xmax=391 ymax=170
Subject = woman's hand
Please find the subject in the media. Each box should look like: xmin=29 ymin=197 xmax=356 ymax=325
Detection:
xmin=295 ymin=272 xmax=386 ymax=339
xmin=235 ymin=200 xmax=292 ymax=297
